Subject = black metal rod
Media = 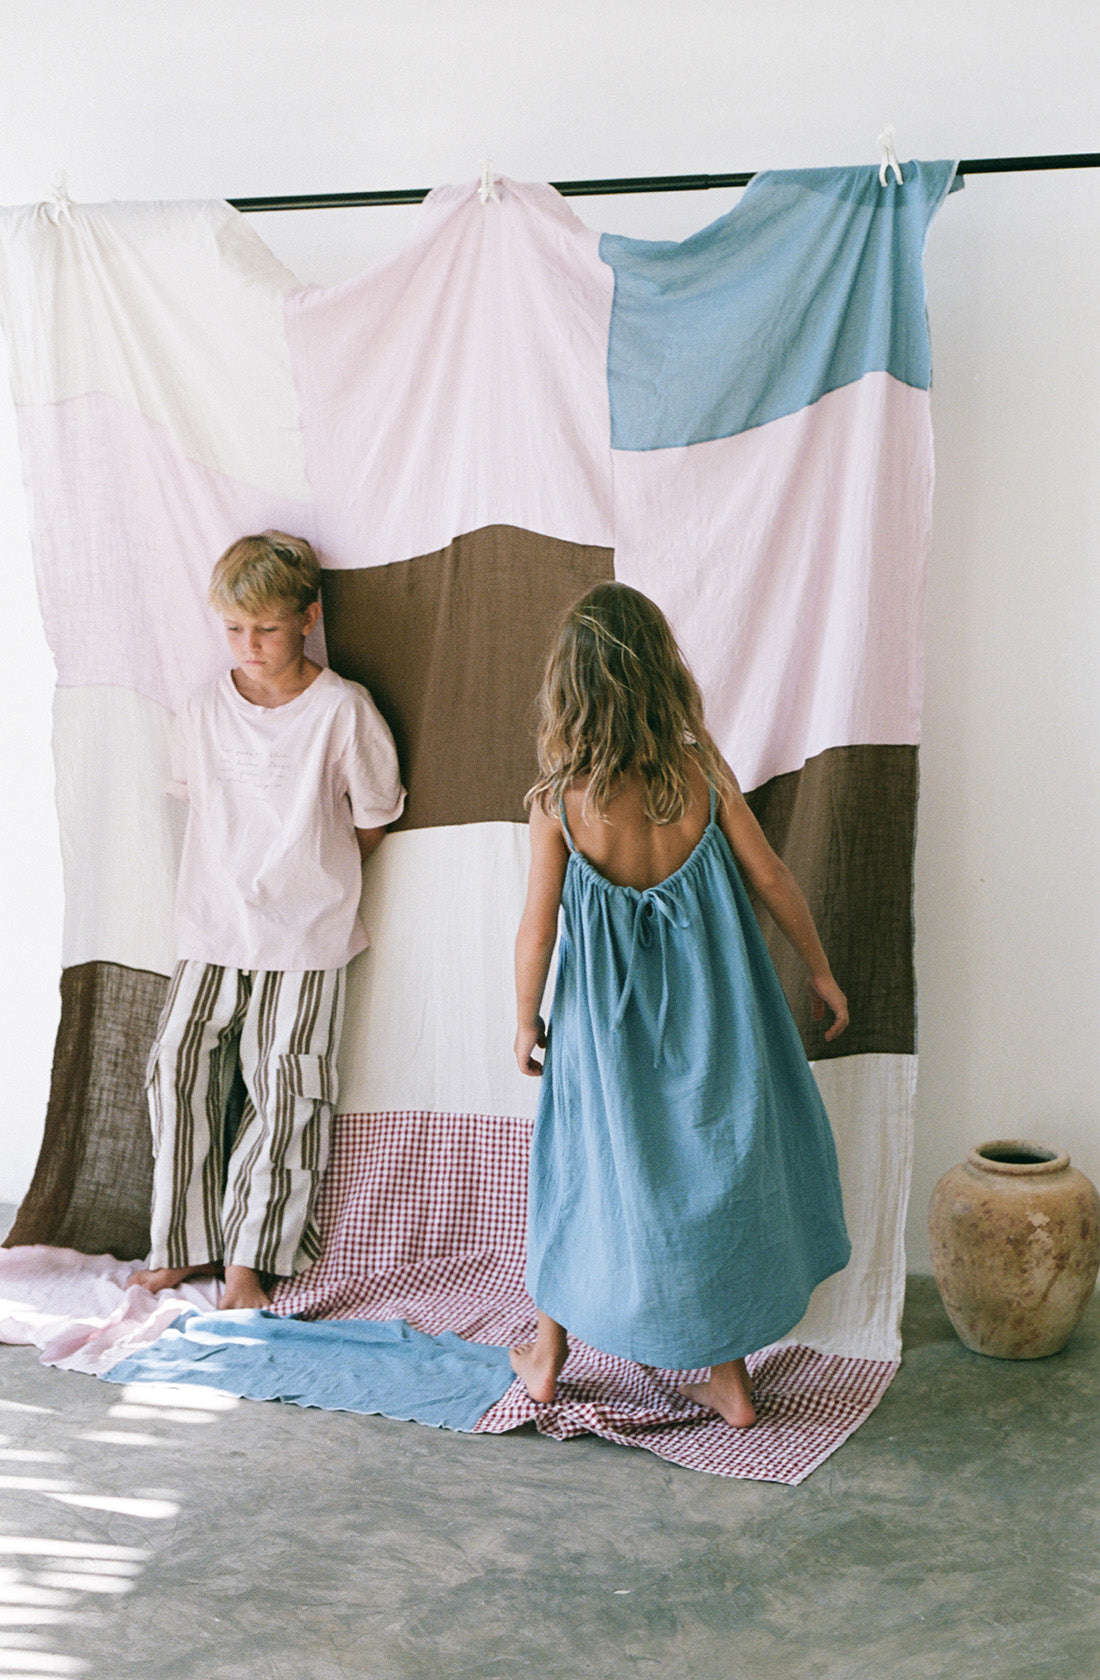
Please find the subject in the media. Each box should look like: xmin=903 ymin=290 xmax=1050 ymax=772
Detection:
xmin=228 ymin=153 xmax=1100 ymax=214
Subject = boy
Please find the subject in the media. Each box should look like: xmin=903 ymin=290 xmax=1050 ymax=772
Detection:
xmin=134 ymin=531 xmax=404 ymax=1309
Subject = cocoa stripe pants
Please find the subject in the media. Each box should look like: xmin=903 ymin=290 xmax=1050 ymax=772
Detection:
xmin=146 ymin=961 xmax=345 ymax=1276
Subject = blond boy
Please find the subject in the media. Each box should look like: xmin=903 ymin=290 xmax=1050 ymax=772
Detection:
xmin=134 ymin=532 xmax=404 ymax=1309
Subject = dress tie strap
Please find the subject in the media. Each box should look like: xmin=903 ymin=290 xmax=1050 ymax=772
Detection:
xmin=612 ymin=886 xmax=691 ymax=1065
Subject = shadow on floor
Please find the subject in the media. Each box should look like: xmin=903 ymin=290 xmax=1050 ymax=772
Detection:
xmin=0 ymin=1209 xmax=1097 ymax=1680
xmin=898 ymin=1271 xmax=957 ymax=1349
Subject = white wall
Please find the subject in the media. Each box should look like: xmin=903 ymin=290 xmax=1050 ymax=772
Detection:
xmin=1 ymin=0 xmax=1098 ymax=1268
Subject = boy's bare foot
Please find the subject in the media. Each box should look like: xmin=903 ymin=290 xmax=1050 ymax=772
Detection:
xmin=679 ymin=1357 xmax=758 ymax=1429
xmin=219 ymin=1265 xmax=271 ymax=1311
xmin=509 ymin=1310 xmax=568 ymax=1404
xmin=131 ymin=1263 xmax=219 ymax=1294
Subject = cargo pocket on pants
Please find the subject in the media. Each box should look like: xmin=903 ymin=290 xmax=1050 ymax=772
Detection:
xmin=276 ymin=1052 xmax=338 ymax=1106
xmin=276 ymin=1053 xmax=337 ymax=1176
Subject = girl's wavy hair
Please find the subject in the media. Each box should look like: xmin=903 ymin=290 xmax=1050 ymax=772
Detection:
xmin=528 ymin=582 xmax=734 ymax=823
xmin=208 ymin=530 xmax=321 ymax=617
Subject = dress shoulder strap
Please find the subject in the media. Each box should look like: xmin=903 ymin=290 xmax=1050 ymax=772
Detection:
xmin=708 ymin=780 xmax=718 ymax=824
xmin=557 ymin=796 xmax=577 ymax=853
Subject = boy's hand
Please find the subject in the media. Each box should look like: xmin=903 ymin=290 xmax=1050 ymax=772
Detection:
xmin=808 ymin=974 xmax=849 ymax=1042
xmin=515 ymin=1018 xmax=547 ymax=1076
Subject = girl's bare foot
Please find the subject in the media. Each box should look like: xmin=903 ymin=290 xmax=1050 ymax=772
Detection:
xmin=679 ymin=1357 xmax=757 ymax=1429
xmin=131 ymin=1263 xmax=219 ymax=1294
xmin=509 ymin=1310 xmax=568 ymax=1404
xmin=219 ymin=1265 xmax=271 ymax=1311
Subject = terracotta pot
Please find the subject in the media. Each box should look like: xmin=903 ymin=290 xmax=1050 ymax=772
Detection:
xmin=928 ymin=1140 xmax=1100 ymax=1359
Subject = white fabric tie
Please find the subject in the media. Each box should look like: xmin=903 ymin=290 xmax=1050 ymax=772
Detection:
xmin=877 ymin=127 xmax=903 ymax=187
xmin=45 ymin=172 xmax=74 ymax=225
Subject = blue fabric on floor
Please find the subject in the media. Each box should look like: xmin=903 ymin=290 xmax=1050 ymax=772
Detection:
xmin=103 ymin=1311 xmax=515 ymax=1431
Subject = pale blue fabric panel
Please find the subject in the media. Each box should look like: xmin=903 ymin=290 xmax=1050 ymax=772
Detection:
xmin=601 ymin=160 xmax=960 ymax=450
xmin=104 ymin=1311 xmax=514 ymax=1431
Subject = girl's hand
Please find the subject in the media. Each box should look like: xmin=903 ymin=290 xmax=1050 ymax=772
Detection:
xmin=515 ymin=1018 xmax=547 ymax=1076
xmin=808 ymin=974 xmax=849 ymax=1042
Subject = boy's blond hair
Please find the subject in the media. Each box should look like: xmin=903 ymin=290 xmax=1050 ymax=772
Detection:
xmin=209 ymin=531 xmax=321 ymax=617
xmin=528 ymin=582 xmax=734 ymax=824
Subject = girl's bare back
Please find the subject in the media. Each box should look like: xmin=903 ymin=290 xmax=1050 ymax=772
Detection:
xmin=562 ymin=761 xmax=711 ymax=890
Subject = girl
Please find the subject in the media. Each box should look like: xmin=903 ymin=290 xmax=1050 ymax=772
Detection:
xmin=511 ymin=582 xmax=851 ymax=1429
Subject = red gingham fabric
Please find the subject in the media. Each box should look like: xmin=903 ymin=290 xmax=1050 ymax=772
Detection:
xmin=273 ymin=1113 xmax=897 ymax=1484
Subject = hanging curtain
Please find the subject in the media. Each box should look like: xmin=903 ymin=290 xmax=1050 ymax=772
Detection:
xmin=0 ymin=165 xmax=958 ymax=1381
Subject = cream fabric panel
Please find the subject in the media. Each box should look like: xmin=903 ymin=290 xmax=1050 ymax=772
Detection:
xmin=0 ymin=200 xmax=308 ymax=498
xmin=783 ymin=1052 xmax=917 ymax=1362
xmin=54 ymin=685 xmax=180 ymax=976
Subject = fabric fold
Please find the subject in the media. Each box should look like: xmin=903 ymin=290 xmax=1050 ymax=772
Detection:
xmin=104 ymin=1310 xmax=516 ymax=1433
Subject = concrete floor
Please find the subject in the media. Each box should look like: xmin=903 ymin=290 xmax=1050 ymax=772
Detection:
xmin=0 ymin=1207 xmax=1097 ymax=1680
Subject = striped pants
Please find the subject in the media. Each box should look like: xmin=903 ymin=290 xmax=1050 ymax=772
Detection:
xmin=146 ymin=962 xmax=345 ymax=1276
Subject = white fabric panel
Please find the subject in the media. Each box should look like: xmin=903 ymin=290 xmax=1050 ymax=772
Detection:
xmin=338 ymin=822 xmax=540 ymax=1122
xmin=0 ymin=200 xmax=309 ymax=498
xmin=783 ymin=1052 xmax=917 ymax=1362
xmin=54 ymin=686 xmax=180 ymax=976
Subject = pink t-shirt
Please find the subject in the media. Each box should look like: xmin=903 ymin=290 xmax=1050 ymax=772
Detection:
xmin=170 ymin=667 xmax=405 ymax=972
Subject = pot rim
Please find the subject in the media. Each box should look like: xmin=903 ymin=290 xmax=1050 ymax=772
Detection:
xmin=967 ymin=1139 xmax=1070 ymax=1176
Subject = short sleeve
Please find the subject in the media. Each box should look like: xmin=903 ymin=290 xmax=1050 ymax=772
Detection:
xmin=339 ymin=683 xmax=405 ymax=829
xmin=167 ymin=707 xmax=190 ymax=802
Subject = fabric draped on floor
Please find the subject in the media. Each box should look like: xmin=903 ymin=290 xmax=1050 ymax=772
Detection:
xmin=0 ymin=1112 xmax=896 ymax=1482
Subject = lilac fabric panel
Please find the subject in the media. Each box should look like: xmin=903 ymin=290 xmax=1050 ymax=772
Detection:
xmin=17 ymin=393 xmax=317 ymax=713
xmin=612 ymin=373 xmax=932 ymax=791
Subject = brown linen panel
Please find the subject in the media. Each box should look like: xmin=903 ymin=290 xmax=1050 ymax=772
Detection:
xmin=745 ymin=743 xmax=918 ymax=1061
xmin=4 ymin=962 xmax=165 ymax=1259
xmin=321 ymin=525 xmax=615 ymax=830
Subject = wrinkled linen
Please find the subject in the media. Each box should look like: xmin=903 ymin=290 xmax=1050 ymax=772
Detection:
xmin=104 ymin=1309 xmax=515 ymax=1432
xmin=0 ymin=1244 xmax=218 ymax=1373
xmin=0 ymin=171 xmax=961 ymax=1479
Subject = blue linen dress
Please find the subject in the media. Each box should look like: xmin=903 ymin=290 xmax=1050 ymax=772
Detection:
xmin=526 ymin=785 xmax=851 ymax=1369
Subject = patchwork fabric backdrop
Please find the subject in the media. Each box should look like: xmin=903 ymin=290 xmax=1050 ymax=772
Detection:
xmin=0 ymin=165 xmax=957 ymax=1387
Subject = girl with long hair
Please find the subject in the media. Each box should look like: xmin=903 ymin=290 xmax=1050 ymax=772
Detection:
xmin=511 ymin=582 xmax=850 ymax=1427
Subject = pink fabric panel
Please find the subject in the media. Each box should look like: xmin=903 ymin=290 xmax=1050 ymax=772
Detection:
xmin=286 ymin=180 xmax=616 ymax=568
xmin=19 ymin=392 xmax=319 ymax=713
xmin=612 ymin=371 xmax=933 ymax=791
xmin=0 ymin=1245 xmax=220 ymax=1375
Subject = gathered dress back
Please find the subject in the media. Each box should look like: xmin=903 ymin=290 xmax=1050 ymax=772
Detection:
xmin=526 ymin=783 xmax=851 ymax=1369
